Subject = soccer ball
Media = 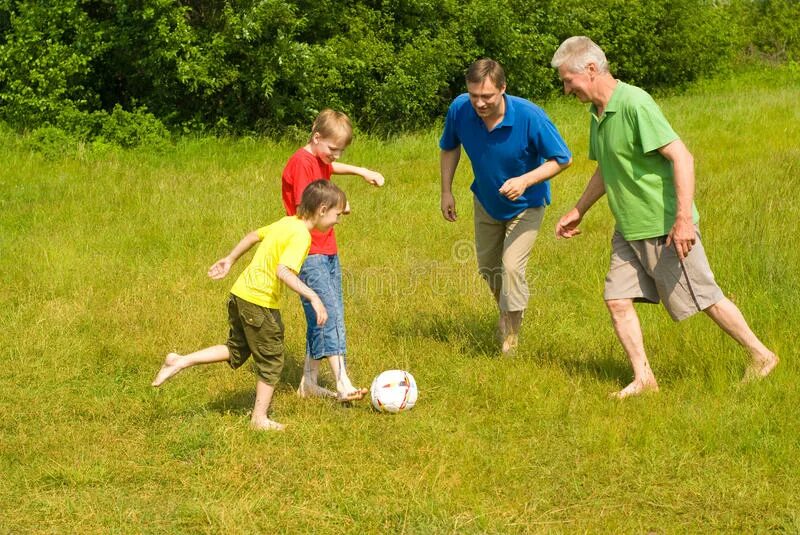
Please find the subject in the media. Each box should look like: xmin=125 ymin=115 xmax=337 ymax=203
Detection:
xmin=370 ymin=370 xmax=418 ymax=413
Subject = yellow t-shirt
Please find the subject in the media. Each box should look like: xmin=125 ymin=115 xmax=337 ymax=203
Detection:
xmin=230 ymin=216 xmax=311 ymax=308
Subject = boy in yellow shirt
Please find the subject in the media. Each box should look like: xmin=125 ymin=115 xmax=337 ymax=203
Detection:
xmin=152 ymin=180 xmax=346 ymax=431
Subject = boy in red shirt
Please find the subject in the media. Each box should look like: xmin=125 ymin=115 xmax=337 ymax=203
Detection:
xmin=282 ymin=109 xmax=385 ymax=401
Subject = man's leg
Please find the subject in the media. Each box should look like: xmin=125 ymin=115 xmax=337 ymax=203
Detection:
xmin=498 ymin=206 xmax=544 ymax=354
xmin=704 ymin=298 xmax=779 ymax=381
xmin=473 ymin=197 xmax=506 ymax=342
xmin=298 ymin=356 xmax=336 ymax=398
xmin=606 ymin=299 xmax=659 ymax=398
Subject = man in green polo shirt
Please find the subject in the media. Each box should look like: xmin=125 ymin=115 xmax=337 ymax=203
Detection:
xmin=550 ymin=36 xmax=779 ymax=398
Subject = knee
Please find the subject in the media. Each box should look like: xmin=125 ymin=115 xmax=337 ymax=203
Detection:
xmin=605 ymin=299 xmax=634 ymax=318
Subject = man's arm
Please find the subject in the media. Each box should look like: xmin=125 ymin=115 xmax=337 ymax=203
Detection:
xmin=276 ymin=265 xmax=328 ymax=325
xmin=208 ymin=230 xmax=262 ymax=279
xmin=331 ymin=162 xmax=385 ymax=187
xmin=440 ymin=147 xmax=461 ymax=221
xmin=555 ymin=166 xmax=606 ymax=239
xmin=658 ymin=139 xmax=696 ymax=259
xmin=499 ymin=158 xmax=573 ymax=201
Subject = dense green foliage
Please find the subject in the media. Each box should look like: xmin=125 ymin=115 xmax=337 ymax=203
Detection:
xmin=0 ymin=0 xmax=797 ymax=139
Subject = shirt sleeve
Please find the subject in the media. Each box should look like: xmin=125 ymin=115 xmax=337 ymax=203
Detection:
xmin=529 ymin=109 xmax=572 ymax=164
xmin=284 ymin=156 xmax=320 ymax=211
xmin=278 ymin=228 xmax=311 ymax=273
xmin=635 ymin=95 xmax=679 ymax=154
xmin=439 ymin=100 xmax=462 ymax=151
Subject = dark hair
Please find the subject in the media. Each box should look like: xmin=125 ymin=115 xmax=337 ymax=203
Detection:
xmin=466 ymin=58 xmax=506 ymax=89
xmin=297 ymin=180 xmax=347 ymax=218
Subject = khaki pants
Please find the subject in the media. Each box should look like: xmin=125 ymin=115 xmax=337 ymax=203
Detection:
xmin=473 ymin=196 xmax=544 ymax=312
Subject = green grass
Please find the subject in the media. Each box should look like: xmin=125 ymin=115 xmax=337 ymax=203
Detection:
xmin=2 ymin=65 xmax=799 ymax=533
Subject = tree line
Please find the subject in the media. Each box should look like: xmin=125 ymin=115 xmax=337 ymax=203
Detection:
xmin=0 ymin=0 xmax=796 ymax=144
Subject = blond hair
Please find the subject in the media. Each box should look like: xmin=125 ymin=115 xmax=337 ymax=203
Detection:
xmin=311 ymin=109 xmax=353 ymax=146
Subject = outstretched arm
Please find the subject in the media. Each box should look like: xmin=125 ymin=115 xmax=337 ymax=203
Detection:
xmin=499 ymin=158 xmax=572 ymax=201
xmin=208 ymin=230 xmax=262 ymax=279
xmin=440 ymin=147 xmax=461 ymax=222
xmin=658 ymin=139 xmax=696 ymax=259
xmin=331 ymin=162 xmax=385 ymax=186
xmin=555 ymin=166 xmax=606 ymax=239
xmin=277 ymin=265 xmax=328 ymax=325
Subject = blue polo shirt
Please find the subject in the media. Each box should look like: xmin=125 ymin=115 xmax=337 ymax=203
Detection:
xmin=440 ymin=93 xmax=571 ymax=220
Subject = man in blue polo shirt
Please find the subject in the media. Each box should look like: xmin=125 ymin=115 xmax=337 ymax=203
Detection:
xmin=440 ymin=58 xmax=572 ymax=355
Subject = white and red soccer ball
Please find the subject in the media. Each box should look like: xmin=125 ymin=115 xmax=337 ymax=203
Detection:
xmin=370 ymin=370 xmax=418 ymax=413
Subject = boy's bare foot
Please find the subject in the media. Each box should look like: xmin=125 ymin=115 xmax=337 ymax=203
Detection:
xmin=610 ymin=377 xmax=659 ymax=399
xmin=337 ymin=387 xmax=368 ymax=403
xmin=742 ymin=353 xmax=779 ymax=383
xmin=250 ymin=417 xmax=286 ymax=431
xmin=152 ymin=353 xmax=183 ymax=387
xmin=297 ymin=376 xmax=337 ymax=399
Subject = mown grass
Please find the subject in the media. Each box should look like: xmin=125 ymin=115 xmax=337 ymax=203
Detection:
xmin=1 ymin=65 xmax=799 ymax=533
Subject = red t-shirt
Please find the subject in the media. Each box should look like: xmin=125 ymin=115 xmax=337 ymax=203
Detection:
xmin=281 ymin=148 xmax=337 ymax=255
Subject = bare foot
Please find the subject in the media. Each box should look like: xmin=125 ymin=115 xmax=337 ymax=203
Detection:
xmin=610 ymin=377 xmax=659 ymax=399
xmin=742 ymin=353 xmax=779 ymax=383
xmin=337 ymin=387 xmax=368 ymax=403
xmin=152 ymin=353 xmax=183 ymax=387
xmin=250 ymin=417 xmax=286 ymax=431
xmin=297 ymin=376 xmax=337 ymax=399
xmin=501 ymin=333 xmax=518 ymax=356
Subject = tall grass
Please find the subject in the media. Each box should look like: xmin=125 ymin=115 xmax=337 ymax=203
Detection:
xmin=1 ymin=66 xmax=799 ymax=533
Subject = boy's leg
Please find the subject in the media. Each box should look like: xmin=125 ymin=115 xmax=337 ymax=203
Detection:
xmin=327 ymin=355 xmax=367 ymax=401
xmin=250 ymin=378 xmax=285 ymax=431
xmin=298 ymin=356 xmax=336 ymax=398
xmin=152 ymin=345 xmax=230 ymax=387
xmin=703 ymin=298 xmax=779 ymax=381
xmin=606 ymin=299 xmax=659 ymax=398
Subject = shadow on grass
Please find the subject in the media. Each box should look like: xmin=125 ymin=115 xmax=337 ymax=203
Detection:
xmin=205 ymin=351 xmax=305 ymax=415
xmin=390 ymin=311 xmax=497 ymax=357
xmin=557 ymin=354 xmax=632 ymax=386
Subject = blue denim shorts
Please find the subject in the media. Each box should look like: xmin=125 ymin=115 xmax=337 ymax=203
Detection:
xmin=299 ymin=254 xmax=347 ymax=359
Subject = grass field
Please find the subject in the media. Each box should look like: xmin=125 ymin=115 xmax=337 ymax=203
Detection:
xmin=2 ymin=65 xmax=799 ymax=533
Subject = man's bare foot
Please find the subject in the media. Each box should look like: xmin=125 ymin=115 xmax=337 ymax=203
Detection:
xmin=501 ymin=333 xmax=518 ymax=356
xmin=250 ymin=417 xmax=285 ymax=431
xmin=610 ymin=377 xmax=659 ymax=399
xmin=152 ymin=353 xmax=183 ymax=387
xmin=297 ymin=376 xmax=337 ymax=399
xmin=742 ymin=353 xmax=779 ymax=383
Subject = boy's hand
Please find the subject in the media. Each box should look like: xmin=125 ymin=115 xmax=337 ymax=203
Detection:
xmin=363 ymin=170 xmax=385 ymax=187
xmin=208 ymin=258 xmax=233 ymax=279
xmin=310 ymin=297 xmax=328 ymax=325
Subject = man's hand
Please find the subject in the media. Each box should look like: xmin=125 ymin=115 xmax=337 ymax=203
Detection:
xmin=208 ymin=258 xmax=233 ymax=279
xmin=441 ymin=191 xmax=457 ymax=221
xmin=499 ymin=176 xmax=528 ymax=201
xmin=555 ymin=208 xmax=583 ymax=239
xmin=666 ymin=217 xmax=696 ymax=260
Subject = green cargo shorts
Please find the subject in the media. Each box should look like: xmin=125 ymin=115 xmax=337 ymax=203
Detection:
xmin=225 ymin=294 xmax=284 ymax=385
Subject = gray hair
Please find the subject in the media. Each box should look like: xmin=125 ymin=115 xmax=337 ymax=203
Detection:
xmin=551 ymin=36 xmax=609 ymax=73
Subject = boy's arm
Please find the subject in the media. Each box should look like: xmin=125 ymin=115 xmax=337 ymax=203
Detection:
xmin=331 ymin=162 xmax=385 ymax=187
xmin=208 ymin=230 xmax=262 ymax=279
xmin=277 ymin=265 xmax=328 ymax=325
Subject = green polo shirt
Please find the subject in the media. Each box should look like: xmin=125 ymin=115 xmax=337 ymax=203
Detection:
xmin=589 ymin=82 xmax=699 ymax=240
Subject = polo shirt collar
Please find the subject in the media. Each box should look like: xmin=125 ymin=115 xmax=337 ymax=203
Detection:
xmin=495 ymin=93 xmax=515 ymax=129
xmin=591 ymin=81 xmax=623 ymax=122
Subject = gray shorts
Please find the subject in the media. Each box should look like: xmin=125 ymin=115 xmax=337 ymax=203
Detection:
xmin=604 ymin=229 xmax=725 ymax=321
